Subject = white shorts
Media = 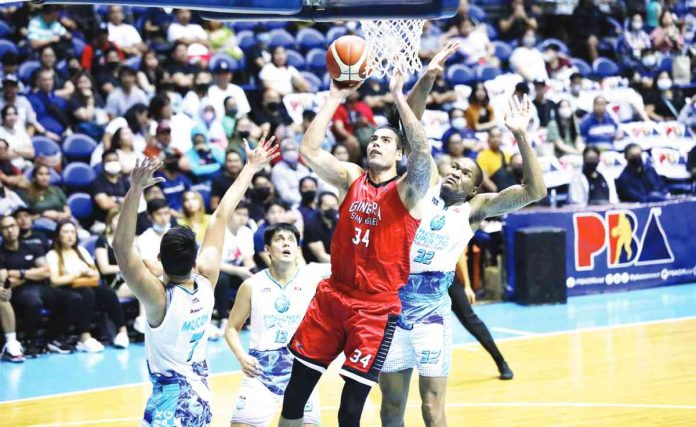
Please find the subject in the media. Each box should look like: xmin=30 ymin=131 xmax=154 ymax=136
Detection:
xmin=231 ymin=376 xmax=321 ymax=426
xmin=381 ymin=314 xmax=452 ymax=377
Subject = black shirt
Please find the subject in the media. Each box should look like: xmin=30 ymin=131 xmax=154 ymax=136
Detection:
xmin=251 ymin=106 xmax=293 ymax=136
xmin=95 ymin=234 xmax=118 ymax=285
xmin=302 ymin=212 xmax=335 ymax=263
xmin=19 ymin=230 xmax=50 ymax=256
xmin=91 ymin=174 xmax=130 ymax=222
xmin=585 ymin=171 xmax=611 ymax=205
xmin=0 ymin=242 xmax=46 ymax=286
xmin=211 ymin=172 xmax=237 ymax=201
xmin=533 ymin=99 xmax=556 ymax=128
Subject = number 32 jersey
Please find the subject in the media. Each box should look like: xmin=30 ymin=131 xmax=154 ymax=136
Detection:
xmin=330 ymin=174 xmax=420 ymax=296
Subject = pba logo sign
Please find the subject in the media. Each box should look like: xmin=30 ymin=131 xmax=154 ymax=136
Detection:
xmin=573 ymin=207 xmax=674 ymax=271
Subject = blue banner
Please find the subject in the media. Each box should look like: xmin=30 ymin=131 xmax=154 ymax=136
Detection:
xmin=503 ymin=198 xmax=696 ymax=297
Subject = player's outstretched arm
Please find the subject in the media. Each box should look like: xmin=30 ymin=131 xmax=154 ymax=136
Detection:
xmin=471 ymin=95 xmax=547 ymax=221
xmin=113 ymin=158 xmax=167 ymax=321
xmin=224 ymin=280 xmax=262 ymax=378
xmin=196 ymin=135 xmax=279 ymax=287
xmin=407 ymin=41 xmax=460 ymax=120
xmin=300 ymin=82 xmax=364 ymax=197
xmin=393 ymin=71 xmax=432 ymax=214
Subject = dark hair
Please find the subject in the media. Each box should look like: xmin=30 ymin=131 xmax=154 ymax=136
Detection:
xmin=569 ymin=72 xmax=582 ymax=81
xmin=149 ymin=94 xmax=171 ymax=121
xmin=583 ymin=146 xmax=600 ymax=157
xmin=623 ymin=143 xmax=641 ymax=157
xmin=226 ymin=150 xmax=242 ymax=161
xmin=2 ymin=52 xmax=19 ymax=66
xmin=1 ymin=104 xmax=16 ymax=121
xmin=160 ymin=226 xmax=197 ymax=277
xmin=124 ymin=103 xmax=149 ymax=134
xmin=375 ymin=124 xmax=405 ymax=151
xmin=52 ymin=221 xmax=95 ymax=276
xmin=252 ymin=172 xmax=270 ymax=186
xmin=302 ymin=110 xmax=317 ymax=121
xmin=111 ymin=127 xmax=128 ymax=150
xmin=318 ymin=191 xmax=338 ymax=206
xmin=102 ymin=148 xmax=119 ymax=163
xmin=331 ymin=143 xmax=349 ymax=156
xmin=448 ymin=108 xmax=465 ymax=120
xmin=263 ymin=223 xmax=300 ymax=246
xmin=266 ymin=199 xmax=288 ymax=214
xmin=544 ymin=43 xmax=560 ymax=52
xmin=118 ymin=66 xmax=136 ymax=80
xmin=468 ymin=82 xmax=490 ymax=106
xmin=147 ymin=198 xmax=169 ymax=215
xmin=235 ymin=200 xmax=249 ymax=211
xmin=299 ymin=176 xmax=318 ymax=188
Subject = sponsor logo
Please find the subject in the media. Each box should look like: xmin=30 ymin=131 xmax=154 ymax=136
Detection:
xmin=262 ymin=287 xmax=271 ymax=293
xmin=574 ymin=208 xmax=674 ymax=271
xmin=274 ymin=294 xmax=291 ymax=313
xmin=430 ymin=214 xmax=446 ymax=231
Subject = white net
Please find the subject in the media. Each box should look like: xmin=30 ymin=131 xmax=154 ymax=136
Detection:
xmin=360 ymin=19 xmax=425 ymax=78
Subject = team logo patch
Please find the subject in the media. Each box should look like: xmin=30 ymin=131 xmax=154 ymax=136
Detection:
xmin=430 ymin=215 xmax=446 ymax=231
xmin=274 ymin=294 xmax=291 ymax=313
xmin=236 ymin=396 xmax=246 ymax=410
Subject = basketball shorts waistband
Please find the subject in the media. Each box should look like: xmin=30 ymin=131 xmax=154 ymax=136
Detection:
xmin=325 ymin=279 xmax=400 ymax=303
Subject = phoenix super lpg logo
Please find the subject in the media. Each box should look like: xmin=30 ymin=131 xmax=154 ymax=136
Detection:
xmin=573 ymin=207 xmax=674 ymax=271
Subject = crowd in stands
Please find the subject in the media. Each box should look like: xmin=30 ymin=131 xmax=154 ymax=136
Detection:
xmin=0 ymin=0 xmax=695 ymax=362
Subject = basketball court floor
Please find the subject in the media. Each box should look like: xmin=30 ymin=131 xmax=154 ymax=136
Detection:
xmin=2 ymin=283 xmax=695 ymax=426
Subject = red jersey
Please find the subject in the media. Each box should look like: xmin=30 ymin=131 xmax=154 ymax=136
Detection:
xmin=329 ymin=173 xmax=420 ymax=296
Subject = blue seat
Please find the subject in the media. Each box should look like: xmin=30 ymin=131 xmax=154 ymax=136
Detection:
xmin=485 ymin=23 xmax=498 ymax=41
xmin=266 ymin=21 xmax=288 ymax=30
xmin=32 ymin=136 xmax=61 ymax=157
xmin=537 ymin=38 xmax=570 ymax=55
xmin=0 ymin=21 xmax=13 ymax=38
xmin=62 ymin=162 xmax=96 ymax=191
xmin=24 ymin=166 xmax=61 ymax=185
xmin=301 ymin=71 xmax=322 ymax=92
xmin=209 ymin=53 xmax=243 ymax=72
xmin=326 ymin=26 xmax=347 ymax=43
xmin=237 ymin=31 xmax=256 ymax=51
xmin=63 ymin=134 xmax=97 ymax=162
xmin=268 ymin=29 xmax=295 ymax=49
xmin=492 ymin=40 xmax=512 ymax=62
xmin=477 ymin=65 xmax=502 ymax=81
xmin=446 ymin=64 xmax=475 ymax=85
xmin=571 ymin=57 xmax=592 ymax=77
xmin=191 ymin=184 xmax=211 ymax=211
xmin=657 ymin=56 xmax=673 ymax=73
xmin=468 ymin=4 xmax=486 ymax=22
xmin=18 ymin=60 xmax=39 ymax=84
xmin=592 ymin=57 xmax=620 ymax=78
xmin=0 ymin=39 xmax=17 ymax=59
xmin=125 ymin=55 xmax=141 ymax=70
xmin=306 ymin=48 xmax=327 ymax=74
xmin=68 ymin=192 xmax=93 ymax=220
xmin=232 ymin=21 xmax=258 ymax=32
xmin=285 ymin=49 xmax=306 ymax=70
xmin=297 ymin=28 xmax=326 ymax=52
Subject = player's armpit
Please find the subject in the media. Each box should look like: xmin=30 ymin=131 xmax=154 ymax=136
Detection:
xmin=300 ymin=148 xmax=363 ymax=194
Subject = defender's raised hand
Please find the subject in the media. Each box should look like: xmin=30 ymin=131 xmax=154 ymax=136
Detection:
xmin=427 ymin=41 xmax=461 ymax=77
xmin=243 ymin=132 xmax=280 ymax=173
xmin=389 ymin=69 xmax=406 ymax=96
xmin=130 ymin=158 xmax=165 ymax=190
xmin=505 ymin=94 xmax=532 ymax=135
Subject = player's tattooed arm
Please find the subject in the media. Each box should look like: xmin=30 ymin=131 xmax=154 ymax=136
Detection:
xmin=471 ymin=95 xmax=547 ymax=222
xmin=392 ymin=71 xmax=432 ymax=211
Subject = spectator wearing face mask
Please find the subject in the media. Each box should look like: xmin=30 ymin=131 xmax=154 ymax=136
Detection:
xmin=91 ymin=149 xmax=130 ymax=225
xmin=619 ymin=13 xmax=653 ymax=71
xmin=532 ymin=80 xmax=555 ymax=128
xmin=182 ymin=71 xmax=213 ymax=120
xmin=210 ymin=150 xmax=244 ymax=210
xmin=248 ymin=173 xmax=276 ymax=223
xmin=579 ymin=96 xmax=621 ymax=149
xmin=564 ymin=72 xmax=589 ymax=118
xmin=271 ymin=138 xmax=314 ymax=208
xmin=616 ymin=143 xmax=668 ymax=202
xmin=185 ymin=125 xmax=225 ymax=181
xmin=443 ymin=130 xmax=478 ymax=161
xmin=195 ymin=100 xmax=227 ymax=148
xmin=207 ymin=61 xmax=250 ymax=121
xmin=441 ymin=108 xmax=468 ymax=146
xmin=104 ymin=67 xmax=148 ymax=119
xmin=465 ymin=82 xmax=496 ymax=131
xmin=543 ymin=44 xmax=573 ymax=80
xmin=252 ymin=88 xmax=294 ymax=137
xmin=651 ymin=10 xmax=685 ymax=54
xmin=569 ymin=146 xmax=618 ymax=206
xmin=510 ymin=28 xmax=548 ymax=83
xmin=297 ymin=176 xmax=319 ymax=225
xmin=548 ymin=100 xmax=583 ymax=157
xmin=302 ymin=192 xmax=339 ymax=264
xmin=645 ymin=71 xmax=685 ymax=122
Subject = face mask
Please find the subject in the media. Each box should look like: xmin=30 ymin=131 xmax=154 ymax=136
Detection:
xmin=252 ymin=187 xmax=271 ymax=201
xmin=598 ymin=2 xmax=611 ymax=13
xmin=559 ymin=107 xmax=573 ymax=119
xmin=104 ymin=161 xmax=122 ymax=175
xmin=628 ymin=156 xmax=643 ymax=169
xmin=282 ymin=150 xmax=299 ymax=164
xmin=322 ymin=208 xmax=338 ymax=223
xmin=226 ymin=107 xmax=238 ymax=118
xmin=300 ymin=190 xmax=316 ymax=204
xmin=522 ymin=36 xmax=536 ymax=48
xmin=195 ymin=83 xmax=209 ymax=93
xmin=266 ymin=101 xmax=280 ymax=112
xmin=583 ymin=160 xmax=599 ymax=174
xmin=451 ymin=117 xmax=467 ymax=129
xmin=237 ymin=130 xmax=250 ymax=139
xmin=165 ymin=159 xmax=179 ymax=172
xmin=657 ymin=78 xmax=672 ymax=91
xmin=571 ymin=84 xmax=581 ymax=96
xmin=152 ymin=222 xmax=170 ymax=234
xmin=106 ymin=62 xmax=120 ymax=71
xmin=543 ymin=53 xmax=553 ymax=62
xmin=632 ymin=21 xmax=642 ymax=31
xmin=642 ymin=55 xmax=656 ymax=67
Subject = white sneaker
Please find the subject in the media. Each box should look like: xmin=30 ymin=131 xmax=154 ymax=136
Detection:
xmin=208 ymin=323 xmax=222 ymax=341
xmin=2 ymin=340 xmax=25 ymax=363
xmin=76 ymin=337 xmax=105 ymax=353
xmin=133 ymin=316 xmax=146 ymax=334
xmin=113 ymin=331 xmax=129 ymax=349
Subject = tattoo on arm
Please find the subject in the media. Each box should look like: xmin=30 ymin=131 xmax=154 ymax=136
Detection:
xmin=404 ymin=121 xmax=431 ymax=200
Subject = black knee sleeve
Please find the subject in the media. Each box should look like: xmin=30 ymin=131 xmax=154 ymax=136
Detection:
xmin=338 ymin=377 xmax=372 ymax=427
xmin=281 ymin=360 xmax=322 ymax=420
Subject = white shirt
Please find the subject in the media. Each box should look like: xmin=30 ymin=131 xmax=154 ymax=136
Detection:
xmin=167 ymin=23 xmax=207 ymax=43
xmin=108 ymin=22 xmax=142 ymax=49
xmin=456 ymin=30 xmax=490 ymax=65
xmin=0 ymin=123 xmax=31 ymax=155
xmin=105 ymin=87 xmax=149 ymax=118
xmin=568 ymin=169 xmax=619 ymax=206
xmin=259 ymin=63 xmax=301 ymax=96
xmin=0 ymin=187 xmax=25 ymax=216
xmin=510 ymin=47 xmax=549 ymax=82
xmin=137 ymin=227 xmax=164 ymax=262
xmin=222 ymin=226 xmax=255 ymax=266
xmin=207 ymin=84 xmax=251 ymax=120
xmin=46 ymin=247 xmax=95 ymax=276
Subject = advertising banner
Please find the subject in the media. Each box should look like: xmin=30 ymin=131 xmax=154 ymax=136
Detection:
xmin=503 ymin=199 xmax=696 ymax=297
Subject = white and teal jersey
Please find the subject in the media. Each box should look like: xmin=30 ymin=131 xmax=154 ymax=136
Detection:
xmin=247 ymin=266 xmax=320 ymax=395
xmin=145 ymin=274 xmax=214 ymax=382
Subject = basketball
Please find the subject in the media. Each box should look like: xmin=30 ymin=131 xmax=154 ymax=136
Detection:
xmin=326 ymin=35 xmax=369 ymax=88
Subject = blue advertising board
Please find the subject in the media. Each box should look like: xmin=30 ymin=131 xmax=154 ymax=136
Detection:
xmin=503 ymin=198 xmax=696 ymax=297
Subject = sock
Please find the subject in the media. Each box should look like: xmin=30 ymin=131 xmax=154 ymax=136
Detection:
xmin=5 ymin=332 xmax=17 ymax=344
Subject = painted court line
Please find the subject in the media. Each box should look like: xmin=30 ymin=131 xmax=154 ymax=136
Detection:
xmin=5 ymin=315 xmax=696 ymax=405
xmin=491 ymin=327 xmax=538 ymax=336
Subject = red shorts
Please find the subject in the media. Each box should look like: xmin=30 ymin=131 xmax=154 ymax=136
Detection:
xmin=289 ymin=279 xmax=401 ymax=386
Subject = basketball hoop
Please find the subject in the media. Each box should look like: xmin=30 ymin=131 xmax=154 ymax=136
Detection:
xmin=360 ymin=19 xmax=425 ymax=78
